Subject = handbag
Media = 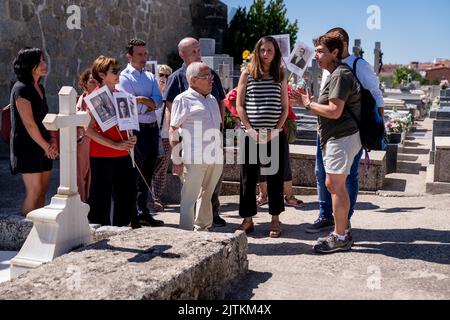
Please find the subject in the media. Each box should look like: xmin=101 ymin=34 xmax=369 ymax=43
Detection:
xmin=1 ymin=104 xmax=11 ymax=145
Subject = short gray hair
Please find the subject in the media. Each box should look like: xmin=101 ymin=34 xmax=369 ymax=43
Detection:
xmin=186 ymin=62 xmax=207 ymax=85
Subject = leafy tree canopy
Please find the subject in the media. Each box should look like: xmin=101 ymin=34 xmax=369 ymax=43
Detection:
xmin=224 ymin=0 xmax=298 ymax=64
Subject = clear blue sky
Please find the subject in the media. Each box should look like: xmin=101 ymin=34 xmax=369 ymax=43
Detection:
xmin=221 ymin=0 xmax=450 ymax=65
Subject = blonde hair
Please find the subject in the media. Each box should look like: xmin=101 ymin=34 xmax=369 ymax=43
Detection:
xmin=158 ymin=64 xmax=173 ymax=75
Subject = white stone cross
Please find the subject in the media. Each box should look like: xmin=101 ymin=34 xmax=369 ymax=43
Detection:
xmin=11 ymin=87 xmax=93 ymax=278
xmin=43 ymin=87 xmax=90 ymax=195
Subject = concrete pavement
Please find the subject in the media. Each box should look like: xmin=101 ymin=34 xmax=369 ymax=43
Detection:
xmin=157 ymin=194 xmax=450 ymax=300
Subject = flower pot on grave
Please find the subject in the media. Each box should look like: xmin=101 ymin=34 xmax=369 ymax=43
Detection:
xmin=388 ymin=132 xmax=401 ymax=144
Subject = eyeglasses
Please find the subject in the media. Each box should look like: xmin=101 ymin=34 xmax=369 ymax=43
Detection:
xmin=110 ymin=67 xmax=121 ymax=75
xmin=159 ymin=73 xmax=170 ymax=79
xmin=195 ymin=74 xmax=214 ymax=80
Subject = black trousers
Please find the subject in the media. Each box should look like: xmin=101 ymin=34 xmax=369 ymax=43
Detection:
xmin=239 ymin=131 xmax=286 ymax=217
xmin=88 ymin=156 xmax=137 ymax=227
xmin=134 ymin=125 xmax=160 ymax=213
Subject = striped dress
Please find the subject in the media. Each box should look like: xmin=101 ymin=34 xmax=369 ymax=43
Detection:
xmin=244 ymin=75 xmax=282 ymax=129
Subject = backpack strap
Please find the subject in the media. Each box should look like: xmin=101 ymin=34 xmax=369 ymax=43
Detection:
xmin=350 ymin=57 xmax=364 ymax=89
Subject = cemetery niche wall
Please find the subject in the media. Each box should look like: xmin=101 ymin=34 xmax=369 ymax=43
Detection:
xmin=0 ymin=0 xmax=228 ymax=111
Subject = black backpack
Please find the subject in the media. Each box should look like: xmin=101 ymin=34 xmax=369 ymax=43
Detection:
xmin=345 ymin=58 xmax=387 ymax=151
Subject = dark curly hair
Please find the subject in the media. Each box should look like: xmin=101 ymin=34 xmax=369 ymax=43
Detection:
xmin=13 ymin=47 xmax=44 ymax=84
xmin=126 ymin=39 xmax=146 ymax=55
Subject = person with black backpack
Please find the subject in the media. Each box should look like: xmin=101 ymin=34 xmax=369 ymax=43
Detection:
xmin=304 ymin=28 xmax=386 ymax=241
xmin=293 ymin=31 xmax=363 ymax=253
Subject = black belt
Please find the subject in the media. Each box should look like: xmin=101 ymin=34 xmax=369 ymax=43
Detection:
xmin=139 ymin=122 xmax=158 ymax=129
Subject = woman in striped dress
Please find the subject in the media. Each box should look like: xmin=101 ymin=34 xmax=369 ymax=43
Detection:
xmin=236 ymin=36 xmax=289 ymax=238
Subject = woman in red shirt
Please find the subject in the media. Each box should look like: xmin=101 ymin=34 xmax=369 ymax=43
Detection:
xmin=85 ymin=56 xmax=138 ymax=227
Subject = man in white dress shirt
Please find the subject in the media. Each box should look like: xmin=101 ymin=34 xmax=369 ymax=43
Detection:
xmin=169 ymin=62 xmax=223 ymax=231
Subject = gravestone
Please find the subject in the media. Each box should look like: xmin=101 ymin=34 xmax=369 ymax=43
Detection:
xmin=10 ymin=87 xmax=93 ymax=278
xmin=440 ymin=89 xmax=450 ymax=108
xmin=433 ymin=137 xmax=450 ymax=183
xmin=385 ymin=143 xmax=398 ymax=174
xmin=200 ymin=38 xmax=216 ymax=56
xmin=430 ymin=115 xmax=450 ymax=164
xmin=294 ymin=107 xmax=318 ymax=146
xmin=430 ymin=107 xmax=450 ymax=119
xmin=426 ymin=137 xmax=450 ymax=194
xmin=435 ymin=108 xmax=450 ymax=119
xmin=200 ymin=38 xmax=234 ymax=92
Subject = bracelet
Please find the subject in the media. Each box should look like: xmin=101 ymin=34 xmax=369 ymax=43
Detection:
xmin=306 ymin=101 xmax=312 ymax=110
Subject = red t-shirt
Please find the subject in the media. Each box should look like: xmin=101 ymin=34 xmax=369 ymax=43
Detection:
xmin=89 ymin=87 xmax=129 ymax=158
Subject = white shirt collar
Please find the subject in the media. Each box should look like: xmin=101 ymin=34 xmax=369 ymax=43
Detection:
xmin=187 ymin=87 xmax=210 ymax=99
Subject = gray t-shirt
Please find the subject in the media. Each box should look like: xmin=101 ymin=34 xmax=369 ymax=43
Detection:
xmin=318 ymin=64 xmax=361 ymax=149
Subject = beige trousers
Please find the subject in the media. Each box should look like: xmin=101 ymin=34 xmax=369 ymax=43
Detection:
xmin=180 ymin=163 xmax=223 ymax=231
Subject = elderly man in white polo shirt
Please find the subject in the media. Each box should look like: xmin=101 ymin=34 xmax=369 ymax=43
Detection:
xmin=169 ymin=62 xmax=223 ymax=231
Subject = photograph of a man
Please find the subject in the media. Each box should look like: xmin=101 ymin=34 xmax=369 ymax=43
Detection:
xmin=292 ymin=47 xmax=307 ymax=69
xmin=90 ymin=91 xmax=116 ymax=122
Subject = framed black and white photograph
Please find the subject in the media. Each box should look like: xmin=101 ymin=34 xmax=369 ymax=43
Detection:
xmin=84 ymin=86 xmax=117 ymax=132
xmin=127 ymin=94 xmax=138 ymax=119
xmin=287 ymin=41 xmax=315 ymax=77
xmin=145 ymin=60 xmax=158 ymax=75
xmin=271 ymin=34 xmax=291 ymax=63
xmin=113 ymin=92 xmax=139 ymax=131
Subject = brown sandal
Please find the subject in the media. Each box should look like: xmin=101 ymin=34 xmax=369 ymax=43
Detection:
xmin=237 ymin=220 xmax=254 ymax=234
xmin=285 ymin=195 xmax=304 ymax=207
xmin=269 ymin=221 xmax=282 ymax=238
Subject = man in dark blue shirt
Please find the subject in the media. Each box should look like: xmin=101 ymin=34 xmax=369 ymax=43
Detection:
xmin=164 ymin=37 xmax=227 ymax=227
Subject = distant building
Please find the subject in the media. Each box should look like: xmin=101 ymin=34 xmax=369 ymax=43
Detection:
xmin=410 ymin=60 xmax=450 ymax=83
xmin=380 ymin=60 xmax=450 ymax=88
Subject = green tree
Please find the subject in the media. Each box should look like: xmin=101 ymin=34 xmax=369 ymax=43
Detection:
xmin=224 ymin=0 xmax=298 ymax=65
xmin=392 ymin=66 xmax=423 ymax=87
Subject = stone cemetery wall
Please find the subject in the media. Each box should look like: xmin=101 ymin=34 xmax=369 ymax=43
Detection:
xmin=0 ymin=0 xmax=227 ymax=111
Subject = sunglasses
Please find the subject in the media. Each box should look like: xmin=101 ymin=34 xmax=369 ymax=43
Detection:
xmin=110 ymin=67 xmax=121 ymax=75
xmin=159 ymin=73 xmax=170 ymax=79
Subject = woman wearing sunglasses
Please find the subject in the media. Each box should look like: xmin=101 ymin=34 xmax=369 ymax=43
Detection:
xmin=85 ymin=56 xmax=139 ymax=228
xmin=150 ymin=64 xmax=173 ymax=212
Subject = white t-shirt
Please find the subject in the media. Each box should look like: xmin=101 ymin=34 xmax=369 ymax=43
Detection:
xmin=170 ymin=88 xmax=223 ymax=164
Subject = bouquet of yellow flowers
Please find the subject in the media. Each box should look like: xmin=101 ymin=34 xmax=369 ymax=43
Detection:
xmin=241 ymin=50 xmax=254 ymax=72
